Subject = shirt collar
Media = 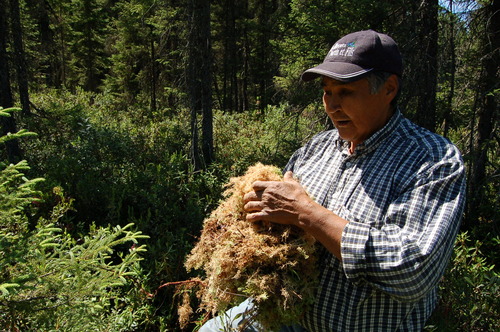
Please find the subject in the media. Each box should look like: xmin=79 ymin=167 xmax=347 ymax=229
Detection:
xmin=335 ymin=109 xmax=403 ymax=155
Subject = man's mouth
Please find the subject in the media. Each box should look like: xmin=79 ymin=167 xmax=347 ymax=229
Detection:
xmin=336 ymin=120 xmax=350 ymax=126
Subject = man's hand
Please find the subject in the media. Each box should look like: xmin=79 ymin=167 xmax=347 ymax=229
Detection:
xmin=243 ymin=171 xmax=348 ymax=261
xmin=243 ymin=171 xmax=314 ymax=226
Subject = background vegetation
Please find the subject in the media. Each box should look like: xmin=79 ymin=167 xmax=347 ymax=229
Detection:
xmin=0 ymin=0 xmax=498 ymax=331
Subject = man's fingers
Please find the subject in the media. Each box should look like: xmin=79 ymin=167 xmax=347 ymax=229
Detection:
xmin=243 ymin=190 xmax=263 ymax=203
xmin=246 ymin=211 xmax=268 ymax=223
xmin=252 ymin=180 xmax=272 ymax=191
xmin=243 ymin=200 xmax=263 ymax=212
xmin=284 ymin=171 xmax=299 ymax=183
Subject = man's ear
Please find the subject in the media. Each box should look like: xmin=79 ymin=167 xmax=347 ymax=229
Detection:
xmin=384 ymin=74 xmax=399 ymax=99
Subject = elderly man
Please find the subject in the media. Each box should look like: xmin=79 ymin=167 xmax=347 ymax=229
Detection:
xmin=201 ymin=30 xmax=466 ymax=332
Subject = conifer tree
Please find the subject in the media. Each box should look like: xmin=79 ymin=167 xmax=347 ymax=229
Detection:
xmin=0 ymin=108 xmax=150 ymax=330
xmin=67 ymin=0 xmax=109 ymax=91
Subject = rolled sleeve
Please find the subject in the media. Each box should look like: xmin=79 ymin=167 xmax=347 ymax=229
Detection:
xmin=340 ymin=157 xmax=466 ymax=302
xmin=340 ymin=221 xmax=370 ymax=275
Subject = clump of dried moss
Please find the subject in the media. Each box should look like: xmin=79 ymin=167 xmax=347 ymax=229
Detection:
xmin=184 ymin=163 xmax=318 ymax=330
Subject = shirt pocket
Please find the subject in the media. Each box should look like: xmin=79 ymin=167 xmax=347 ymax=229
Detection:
xmin=335 ymin=205 xmax=359 ymax=222
xmin=336 ymin=200 xmax=386 ymax=229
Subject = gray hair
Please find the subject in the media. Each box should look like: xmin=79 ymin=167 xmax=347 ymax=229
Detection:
xmin=366 ymin=71 xmax=401 ymax=107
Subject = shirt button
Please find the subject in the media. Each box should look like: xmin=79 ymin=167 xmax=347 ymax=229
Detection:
xmin=345 ymin=161 xmax=352 ymax=167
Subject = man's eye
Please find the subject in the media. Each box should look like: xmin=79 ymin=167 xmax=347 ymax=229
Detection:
xmin=338 ymin=89 xmax=351 ymax=96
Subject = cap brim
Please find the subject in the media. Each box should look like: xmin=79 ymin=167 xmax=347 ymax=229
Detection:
xmin=301 ymin=62 xmax=373 ymax=82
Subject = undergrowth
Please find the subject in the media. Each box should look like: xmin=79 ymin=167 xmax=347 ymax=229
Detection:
xmin=3 ymin=90 xmax=498 ymax=330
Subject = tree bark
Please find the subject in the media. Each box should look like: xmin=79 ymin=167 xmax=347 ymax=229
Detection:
xmin=36 ymin=0 xmax=60 ymax=87
xmin=467 ymin=0 xmax=499 ymax=226
xmin=82 ymin=0 xmax=98 ymax=92
xmin=150 ymin=25 xmax=157 ymax=114
xmin=9 ymin=0 xmax=30 ymax=115
xmin=187 ymin=0 xmax=213 ymax=170
xmin=0 ymin=0 xmax=21 ymax=162
xmin=222 ymin=0 xmax=238 ymax=112
xmin=443 ymin=0 xmax=456 ymax=138
xmin=200 ymin=0 xmax=213 ymax=168
xmin=414 ymin=0 xmax=439 ymax=132
xmin=255 ymin=0 xmax=274 ymax=112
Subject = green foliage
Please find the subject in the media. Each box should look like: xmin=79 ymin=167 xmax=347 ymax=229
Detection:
xmin=0 ymin=108 xmax=43 ymax=226
xmin=17 ymin=89 xmax=229 ymax=328
xmin=214 ymin=104 xmax=326 ymax=174
xmin=5 ymin=1 xmax=499 ymax=330
xmin=103 ymin=0 xmax=157 ymax=105
xmin=0 ymin=108 xmax=38 ymax=146
xmin=102 ymin=0 xmax=187 ymax=110
xmin=274 ymin=0 xmax=405 ymax=106
xmin=427 ymin=232 xmax=500 ymax=331
xmin=0 ymin=160 xmax=43 ymax=227
xmin=64 ymin=0 xmax=111 ymax=91
xmin=14 ymin=90 xmax=328 ymax=329
xmin=17 ymin=88 xmax=499 ymax=330
xmin=0 ymin=114 xmax=150 ymax=331
xmin=1 ymin=219 xmax=149 ymax=331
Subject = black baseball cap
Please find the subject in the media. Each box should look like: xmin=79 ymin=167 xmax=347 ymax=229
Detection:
xmin=301 ymin=30 xmax=403 ymax=82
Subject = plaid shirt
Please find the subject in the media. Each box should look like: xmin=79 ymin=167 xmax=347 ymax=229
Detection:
xmin=284 ymin=110 xmax=466 ymax=331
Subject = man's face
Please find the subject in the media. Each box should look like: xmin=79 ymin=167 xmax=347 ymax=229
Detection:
xmin=321 ymin=76 xmax=395 ymax=149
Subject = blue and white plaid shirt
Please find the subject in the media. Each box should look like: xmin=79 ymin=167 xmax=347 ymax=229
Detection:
xmin=284 ymin=110 xmax=466 ymax=331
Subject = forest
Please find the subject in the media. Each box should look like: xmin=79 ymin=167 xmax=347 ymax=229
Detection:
xmin=0 ymin=0 xmax=498 ymax=330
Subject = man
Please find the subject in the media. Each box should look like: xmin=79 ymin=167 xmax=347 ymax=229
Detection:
xmin=201 ymin=30 xmax=466 ymax=331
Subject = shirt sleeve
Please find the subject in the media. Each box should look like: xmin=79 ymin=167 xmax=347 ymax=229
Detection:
xmin=340 ymin=151 xmax=466 ymax=302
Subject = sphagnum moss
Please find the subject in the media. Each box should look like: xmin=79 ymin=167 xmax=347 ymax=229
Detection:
xmin=184 ymin=163 xmax=318 ymax=330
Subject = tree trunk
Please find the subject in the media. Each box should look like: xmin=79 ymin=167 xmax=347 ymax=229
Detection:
xmin=83 ymin=0 xmax=97 ymax=92
xmin=150 ymin=25 xmax=157 ymax=114
xmin=37 ymin=0 xmax=61 ymax=87
xmin=199 ymin=0 xmax=213 ymax=167
xmin=414 ymin=0 xmax=439 ymax=132
xmin=467 ymin=0 xmax=499 ymax=226
xmin=0 ymin=0 xmax=21 ymax=162
xmin=255 ymin=0 xmax=273 ymax=112
xmin=187 ymin=0 xmax=213 ymax=170
xmin=222 ymin=0 xmax=237 ymax=112
xmin=9 ymin=0 xmax=30 ymax=115
xmin=443 ymin=0 xmax=456 ymax=138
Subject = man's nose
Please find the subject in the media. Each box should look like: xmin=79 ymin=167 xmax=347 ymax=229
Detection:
xmin=323 ymin=93 xmax=340 ymax=111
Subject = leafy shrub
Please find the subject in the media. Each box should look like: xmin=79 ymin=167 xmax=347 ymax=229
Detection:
xmin=1 ymin=108 xmax=150 ymax=331
xmin=22 ymin=89 xmax=223 ymax=221
xmin=427 ymin=232 xmax=500 ymax=331
xmin=214 ymin=103 xmax=326 ymax=174
xmin=16 ymin=90 xmax=233 ymax=328
xmin=17 ymin=90 xmax=499 ymax=331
